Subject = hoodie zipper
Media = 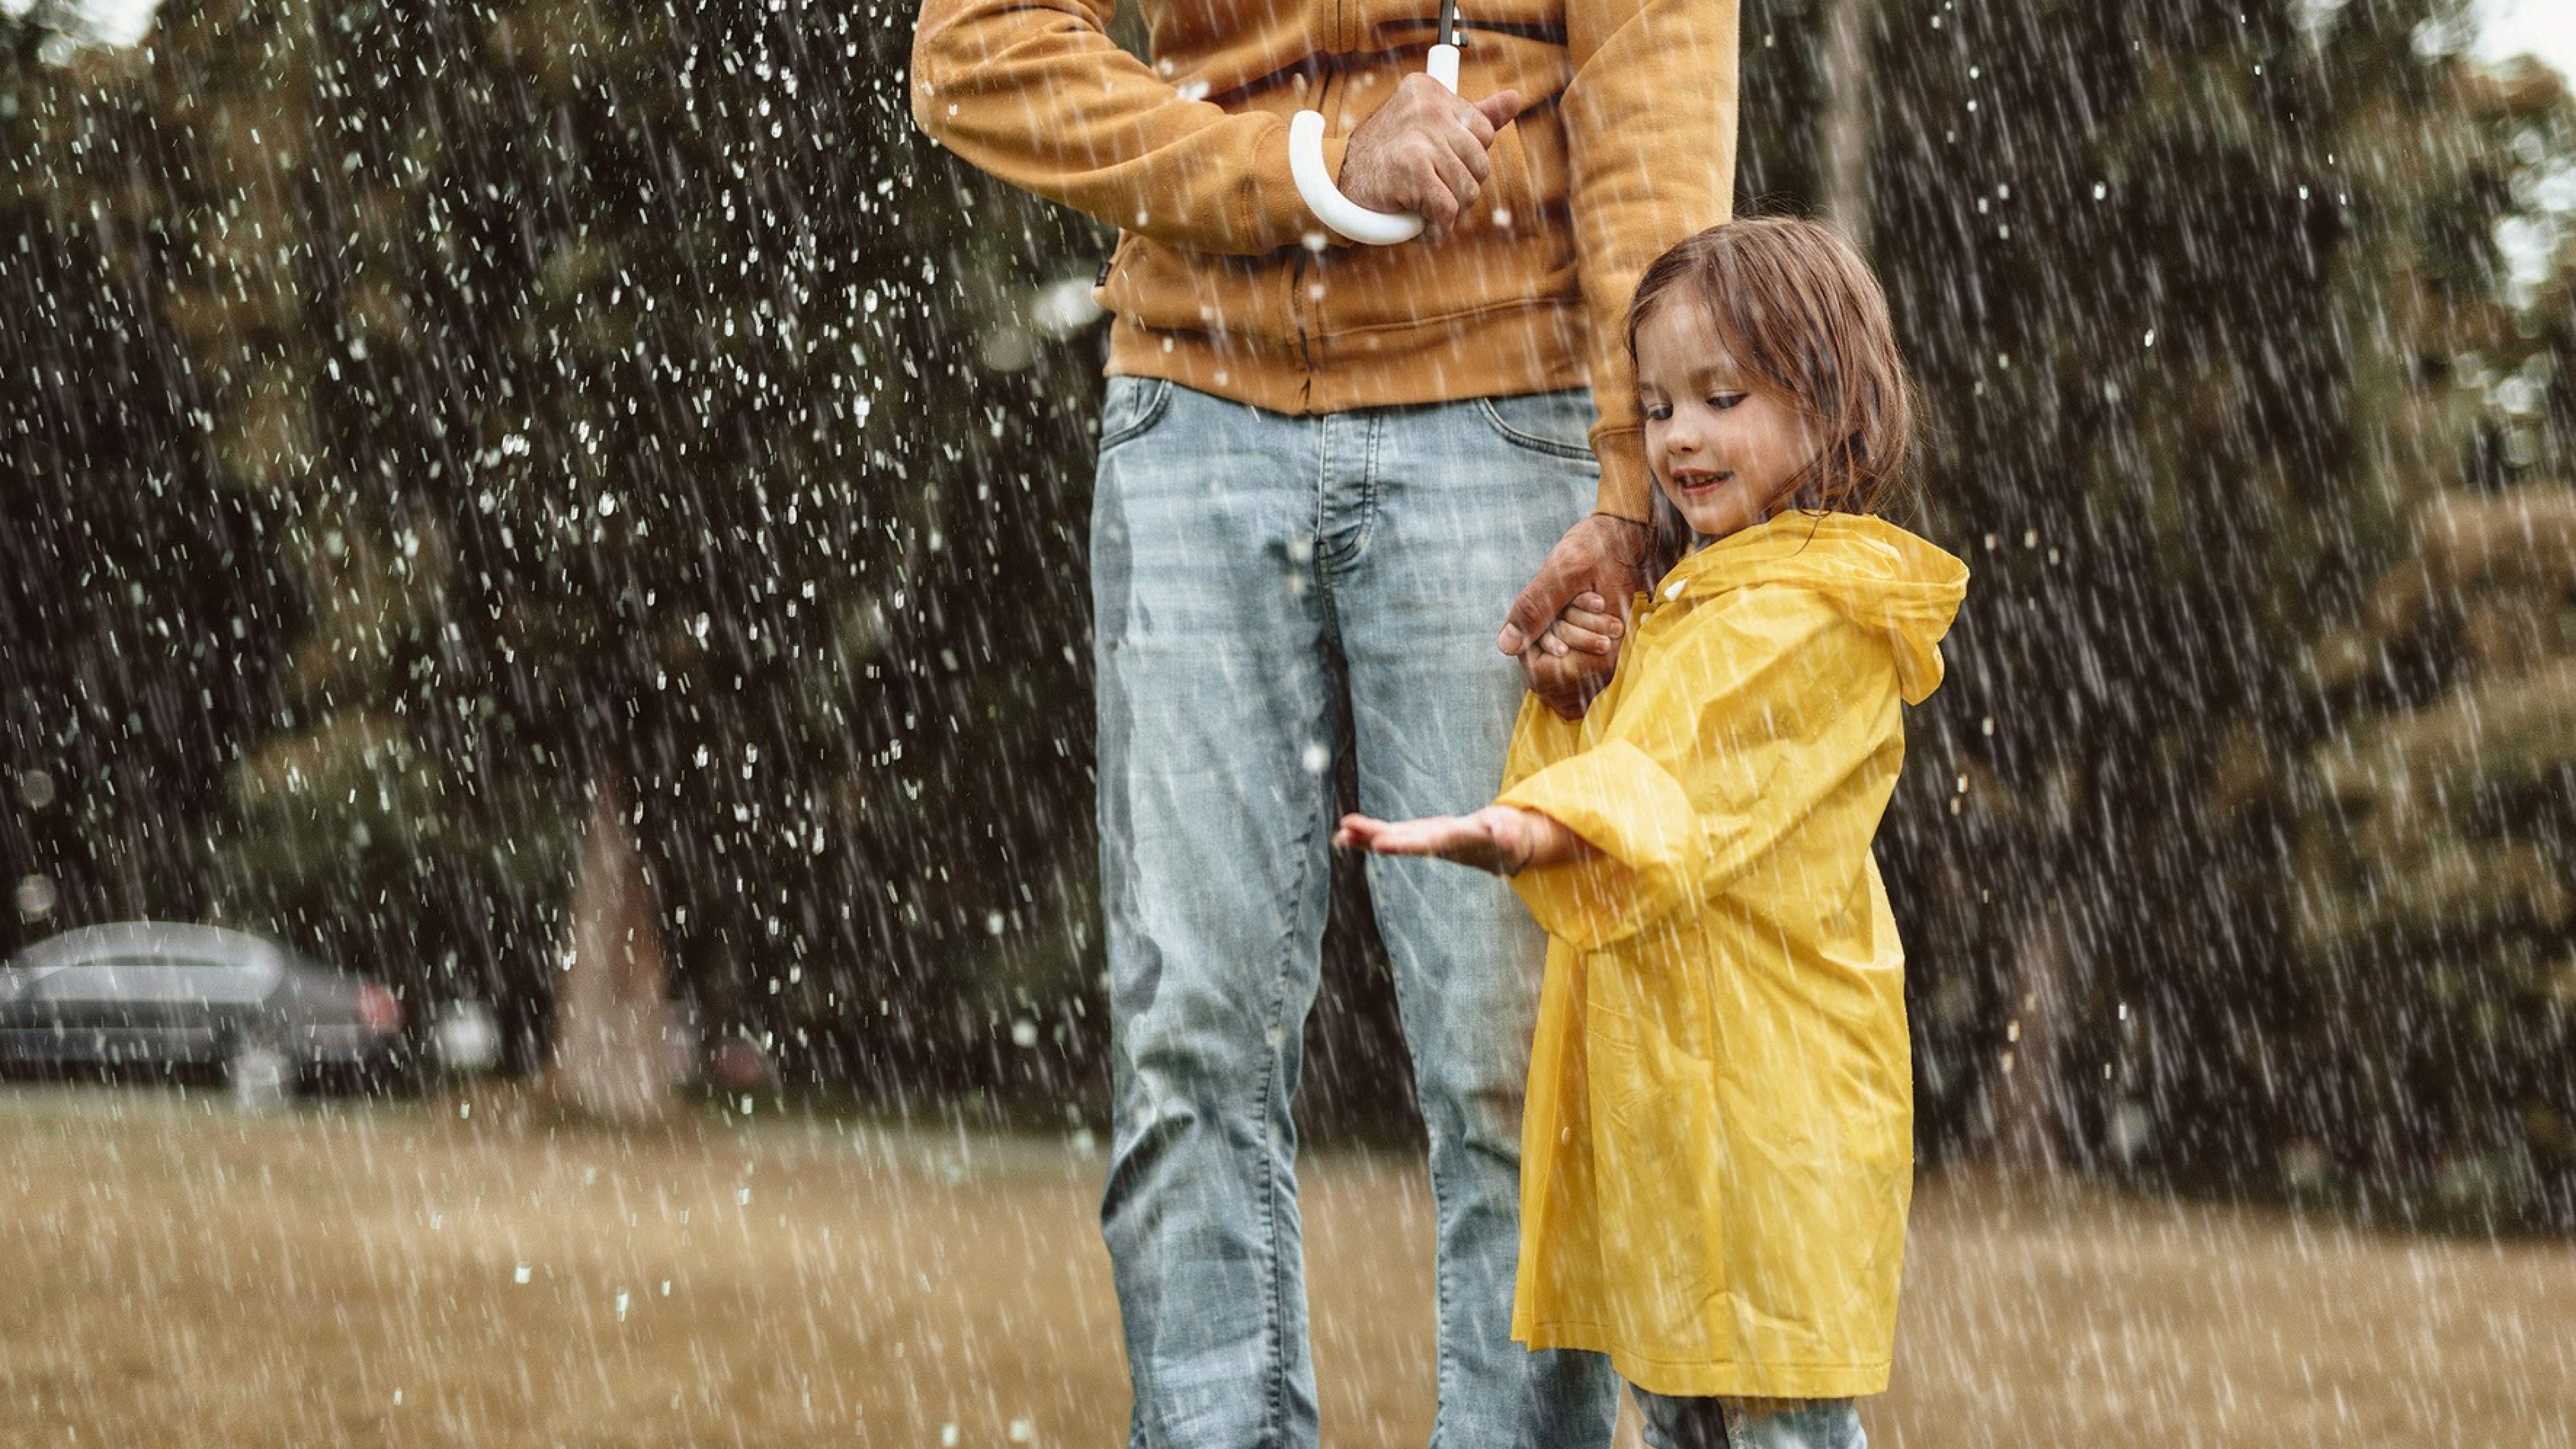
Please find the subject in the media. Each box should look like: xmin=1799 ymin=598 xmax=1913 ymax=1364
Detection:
xmin=1290 ymin=63 xmax=1336 ymax=410
xmin=1291 ymin=248 xmax=1315 ymax=411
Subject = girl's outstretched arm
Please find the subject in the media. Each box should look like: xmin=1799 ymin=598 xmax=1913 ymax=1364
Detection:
xmin=1333 ymin=806 xmax=1600 ymax=877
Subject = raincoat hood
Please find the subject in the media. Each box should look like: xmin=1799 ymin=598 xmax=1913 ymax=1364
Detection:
xmin=1653 ymin=512 xmax=1970 ymax=705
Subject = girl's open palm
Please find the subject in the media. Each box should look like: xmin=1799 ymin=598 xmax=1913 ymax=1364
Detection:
xmin=1334 ymin=806 xmax=1528 ymax=875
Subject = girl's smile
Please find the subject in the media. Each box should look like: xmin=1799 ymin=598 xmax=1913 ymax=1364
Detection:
xmin=1633 ymin=301 xmax=1824 ymax=541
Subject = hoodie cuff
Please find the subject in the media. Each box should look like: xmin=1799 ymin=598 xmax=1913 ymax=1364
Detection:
xmin=1590 ymin=425 xmax=1654 ymax=521
xmin=1498 ymin=739 xmax=1702 ymax=949
xmin=1248 ymin=119 xmax=1353 ymax=249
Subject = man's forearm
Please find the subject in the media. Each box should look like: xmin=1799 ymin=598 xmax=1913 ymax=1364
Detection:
xmin=910 ymin=0 xmax=1338 ymax=256
xmin=1561 ymin=0 xmax=1740 ymax=517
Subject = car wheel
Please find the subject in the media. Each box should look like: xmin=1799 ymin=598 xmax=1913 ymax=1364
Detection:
xmin=225 ymin=1036 xmax=292 ymax=1113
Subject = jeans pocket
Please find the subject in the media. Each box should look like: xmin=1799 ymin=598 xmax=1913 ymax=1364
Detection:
xmin=1475 ymin=388 xmax=1598 ymax=463
xmin=1098 ymin=375 xmax=1174 ymax=455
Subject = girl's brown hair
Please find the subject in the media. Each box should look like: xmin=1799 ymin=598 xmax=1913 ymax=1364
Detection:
xmin=1625 ymin=215 xmax=1915 ymax=576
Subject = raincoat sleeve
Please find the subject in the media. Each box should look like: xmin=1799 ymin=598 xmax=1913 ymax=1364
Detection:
xmin=910 ymin=0 xmax=1341 ymax=256
xmin=1562 ymin=0 xmax=1738 ymax=519
xmin=1498 ymin=588 xmax=1880 ymax=950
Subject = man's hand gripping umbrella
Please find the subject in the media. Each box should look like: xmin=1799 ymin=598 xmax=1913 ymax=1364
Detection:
xmin=1290 ymin=0 xmax=1520 ymax=245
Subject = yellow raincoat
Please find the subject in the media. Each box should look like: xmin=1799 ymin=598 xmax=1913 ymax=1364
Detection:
xmin=1496 ymin=511 xmax=1967 ymax=1399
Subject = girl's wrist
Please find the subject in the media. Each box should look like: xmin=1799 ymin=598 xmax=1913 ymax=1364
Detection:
xmin=1481 ymin=806 xmax=1536 ymax=876
xmin=1486 ymin=804 xmax=1595 ymax=875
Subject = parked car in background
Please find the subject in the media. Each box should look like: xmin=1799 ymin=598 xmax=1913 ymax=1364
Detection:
xmin=0 ymin=922 xmax=410 ymax=1106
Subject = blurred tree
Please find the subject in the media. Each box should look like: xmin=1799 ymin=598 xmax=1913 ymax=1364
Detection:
xmin=9 ymin=0 xmax=2570 ymax=1185
xmin=1861 ymin=0 xmax=2467 ymax=1170
xmin=2260 ymin=61 xmax=2576 ymax=1224
xmin=1738 ymin=0 xmax=2575 ymax=1200
xmin=2 ymin=0 xmax=1115 ymax=1104
xmin=0 ymin=15 xmax=300 ymax=957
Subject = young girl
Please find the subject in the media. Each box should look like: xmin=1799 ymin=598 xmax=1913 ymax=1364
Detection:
xmin=1336 ymin=217 xmax=1967 ymax=1449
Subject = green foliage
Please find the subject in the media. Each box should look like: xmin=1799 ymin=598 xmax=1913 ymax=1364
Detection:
xmin=2219 ymin=66 xmax=2576 ymax=1222
xmin=1758 ymin=0 xmax=2575 ymax=1210
xmin=3 ymin=0 xmax=1114 ymax=1088
xmin=1 ymin=15 xmax=303 ymax=948
xmin=7 ymin=0 xmax=2571 ymax=1174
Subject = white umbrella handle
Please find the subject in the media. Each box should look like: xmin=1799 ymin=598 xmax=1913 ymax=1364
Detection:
xmin=1289 ymin=43 xmax=1461 ymax=246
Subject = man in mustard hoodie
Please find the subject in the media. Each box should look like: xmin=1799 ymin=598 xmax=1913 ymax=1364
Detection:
xmin=911 ymin=0 xmax=1735 ymax=1441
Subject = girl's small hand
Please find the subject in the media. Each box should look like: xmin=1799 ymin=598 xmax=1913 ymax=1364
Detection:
xmin=1334 ymin=806 xmax=1531 ymax=875
xmin=1538 ymin=592 xmax=1626 ymax=659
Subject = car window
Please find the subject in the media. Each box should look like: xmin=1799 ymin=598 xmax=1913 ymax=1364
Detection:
xmin=125 ymin=963 xmax=272 ymax=1004
xmin=32 ymin=964 xmax=130 ymax=1001
xmin=32 ymin=959 xmax=270 ymax=1004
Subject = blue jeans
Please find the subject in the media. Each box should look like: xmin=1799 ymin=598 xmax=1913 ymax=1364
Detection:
xmin=1630 ymin=1392 xmax=1868 ymax=1449
xmin=1092 ymin=377 xmax=1622 ymax=1449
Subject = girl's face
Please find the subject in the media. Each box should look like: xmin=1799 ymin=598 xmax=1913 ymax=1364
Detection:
xmin=1634 ymin=299 xmax=1823 ymax=543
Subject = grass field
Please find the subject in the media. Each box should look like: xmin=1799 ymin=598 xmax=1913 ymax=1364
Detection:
xmin=3 ymin=1086 xmax=2571 ymax=1448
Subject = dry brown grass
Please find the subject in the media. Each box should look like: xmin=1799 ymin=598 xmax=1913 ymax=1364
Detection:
xmin=2 ymin=1087 xmax=2571 ymax=1448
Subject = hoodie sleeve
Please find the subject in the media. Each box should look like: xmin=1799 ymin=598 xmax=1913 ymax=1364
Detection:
xmin=1561 ymin=0 xmax=1738 ymax=519
xmin=910 ymin=0 xmax=1341 ymax=256
xmin=1499 ymin=588 xmax=1893 ymax=951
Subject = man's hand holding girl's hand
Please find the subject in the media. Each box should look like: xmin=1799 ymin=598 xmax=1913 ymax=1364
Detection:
xmin=1500 ymin=513 xmax=1650 ymax=719
xmin=1337 ymin=74 xmax=1523 ymax=239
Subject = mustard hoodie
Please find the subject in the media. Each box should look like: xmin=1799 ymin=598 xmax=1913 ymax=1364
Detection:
xmin=1496 ymin=511 xmax=1969 ymax=1398
xmin=909 ymin=0 xmax=1738 ymax=519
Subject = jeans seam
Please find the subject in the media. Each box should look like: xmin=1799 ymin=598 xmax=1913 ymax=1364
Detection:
xmin=1342 ymin=411 xmax=1382 ymax=570
xmin=1426 ymin=1142 xmax=1456 ymax=1446
xmin=1308 ymin=413 xmax=1335 ymax=605
xmin=1311 ymin=409 xmax=1382 ymax=579
xmin=1254 ymin=779 xmax=1325 ymax=1448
